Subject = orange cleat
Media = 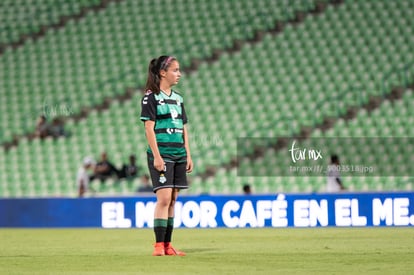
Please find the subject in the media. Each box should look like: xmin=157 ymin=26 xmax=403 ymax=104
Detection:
xmin=164 ymin=242 xmax=186 ymax=256
xmin=152 ymin=242 xmax=165 ymax=256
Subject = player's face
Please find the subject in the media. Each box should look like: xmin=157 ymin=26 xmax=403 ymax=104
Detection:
xmin=162 ymin=60 xmax=181 ymax=87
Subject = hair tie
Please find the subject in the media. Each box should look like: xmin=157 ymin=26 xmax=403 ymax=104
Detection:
xmin=160 ymin=56 xmax=175 ymax=70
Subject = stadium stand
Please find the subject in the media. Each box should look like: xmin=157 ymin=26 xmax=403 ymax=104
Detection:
xmin=222 ymin=88 xmax=414 ymax=195
xmin=0 ymin=0 xmax=103 ymax=48
xmin=0 ymin=0 xmax=413 ymax=197
xmin=0 ymin=0 xmax=328 ymax=145
xmin=183 ymin=0 xmax=414 ymax=194
xmin=0 ymin=0 xmax=331 ymax=197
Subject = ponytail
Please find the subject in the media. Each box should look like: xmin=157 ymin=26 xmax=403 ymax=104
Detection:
xmin=144 ymin=55 xmax=177 ymax=94
xmin=144 ymin=58 xmax=160 ymax=94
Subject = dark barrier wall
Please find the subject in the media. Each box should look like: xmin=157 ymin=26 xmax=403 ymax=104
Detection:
xmin=1 ymin=192 xmax=414 ymax=228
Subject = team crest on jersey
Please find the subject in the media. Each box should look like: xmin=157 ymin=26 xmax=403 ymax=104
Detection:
xmin=176 ymin=98 xmax=180 ymax=105
xmin=159 ymin=173 xmax=167 ymax=184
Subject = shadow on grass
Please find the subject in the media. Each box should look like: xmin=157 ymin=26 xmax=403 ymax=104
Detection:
xmin=183 ymin=248 xmax=219 ymax=254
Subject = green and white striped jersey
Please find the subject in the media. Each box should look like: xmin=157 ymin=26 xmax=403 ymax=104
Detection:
xmin=140 ymin=90 xmax=188 ymax=162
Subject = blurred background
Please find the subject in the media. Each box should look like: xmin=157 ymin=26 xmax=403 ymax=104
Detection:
xmin=0 ymin=0 xmax=413 ymax=198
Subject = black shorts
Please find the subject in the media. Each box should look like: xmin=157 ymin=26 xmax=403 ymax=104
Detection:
xmin=147 ymin=159 xmax=188 ymax=192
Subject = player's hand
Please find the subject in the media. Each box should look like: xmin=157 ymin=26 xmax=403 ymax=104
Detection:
xmin=153 ymin=156 xmax=165 ymax=172
xmin=186 ymin=156 xmax=193 ymax=173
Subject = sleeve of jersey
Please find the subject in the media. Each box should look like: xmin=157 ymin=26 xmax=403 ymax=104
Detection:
xmin=140 ymin=93 xmax=156 ymax=122
xmin=181 ymin=103 xmax=188 ymax=124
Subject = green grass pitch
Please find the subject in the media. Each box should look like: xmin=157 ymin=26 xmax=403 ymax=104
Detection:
xmin=1 ymin=227 xmax=414 ymax=274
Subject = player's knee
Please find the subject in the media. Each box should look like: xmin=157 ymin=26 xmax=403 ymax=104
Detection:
xmin=157 ymin=197 xmax=170 ymax=208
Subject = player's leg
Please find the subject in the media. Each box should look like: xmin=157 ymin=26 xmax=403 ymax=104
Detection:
xmin=164 ymin=161 xmax=188 ymax=256
xmin=148 ymin=161 xmax=175 ymax=256
xmin=164 ymin=188 xmax=186 ymax=256
xmin=165 ymin=188 xmax=178 ymax=244
xmin=152 ymin=188 xmax=173 ymax=256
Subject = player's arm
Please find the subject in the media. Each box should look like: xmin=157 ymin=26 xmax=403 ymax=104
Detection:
xmin=141 ymin=93 xmax=164 ymax=172
xmin=336 ymin=177 xmax=345 ymax=190
xmin=78 ymin=179 xmax=85 ymax=196
xmin=144 ymin=120 xmax=164 ymax=172
xmin=181 ymin=102 xmax=193 ymax=173
xmin=183 ymin=124 xmax=193 ymax=173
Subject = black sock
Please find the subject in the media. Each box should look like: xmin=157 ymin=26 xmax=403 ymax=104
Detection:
xmin=164 ymin=217 xmax=174 ymax=243
xmin=154 ymin=219 xmax=167 ymax=243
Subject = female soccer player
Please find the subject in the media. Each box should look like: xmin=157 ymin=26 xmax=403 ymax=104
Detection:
xmin=140 ymin=56 xmax=193 ymax=256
